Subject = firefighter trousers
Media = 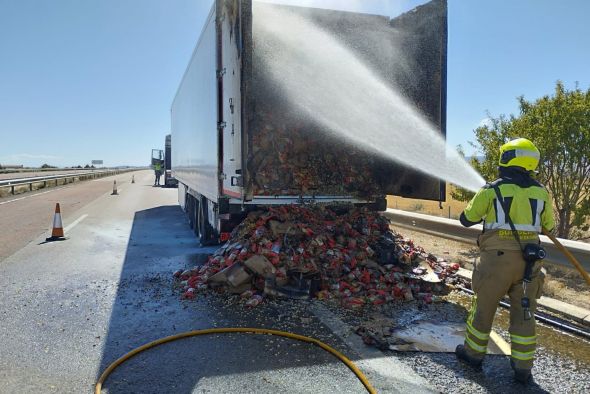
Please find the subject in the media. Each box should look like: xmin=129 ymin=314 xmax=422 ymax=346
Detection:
xmin=463 ymin=249 xmax=544 ymax=370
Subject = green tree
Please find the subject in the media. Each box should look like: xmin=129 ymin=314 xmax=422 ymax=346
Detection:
xmin=453 ymin=81 xmax=590 ymax=240
xmin=451 ymin=145 xmax=481 ymax=202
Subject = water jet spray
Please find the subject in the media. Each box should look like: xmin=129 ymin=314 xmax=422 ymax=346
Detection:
xmin=253 ymin=2 xmax=485 ymax=193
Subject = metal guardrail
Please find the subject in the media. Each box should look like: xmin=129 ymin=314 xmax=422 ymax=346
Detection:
xmin=0 ymin=169 xmax=139 ymax=195
xmin=383 ymin=208 xmax=590 ymax=272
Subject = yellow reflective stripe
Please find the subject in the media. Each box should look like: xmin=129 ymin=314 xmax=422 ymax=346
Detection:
xmin=467 ymin=296 xmax=477 ymax=326
xmin=533 ymin=200 xmax=544 ymax=227
xmin=484 ymin=222 xmax=540 ymax=232
xmin=465 ymin=296 xmax=490 ymax=342
xmin=465 ymin=337 xmax=487 ymax=353
xmin=467 ymin=322 xmax=489 ymax=341
xmin=515 ymin=149 xmax=540 ymax=160
xmin=511 ymin=334 xmax=537 ymax=345
xmin=511 ymin=349 xmax=535 ymax=361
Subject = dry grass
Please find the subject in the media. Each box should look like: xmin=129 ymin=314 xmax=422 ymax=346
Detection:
xmin=387 ymin=184 xmax=468 ymax=220
xmin=543 ymin=271 xmax=590 ymax=310
xmin=542 ymin=279 xmax=566 ymax=298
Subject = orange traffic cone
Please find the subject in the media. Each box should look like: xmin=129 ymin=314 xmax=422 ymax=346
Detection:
xmin=46 ymin=203 xmax=66 ymax=241
xmin=111 ymin=180 xmax=118 ymax=195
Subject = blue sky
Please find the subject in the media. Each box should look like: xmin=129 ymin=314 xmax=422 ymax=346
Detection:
xmin=0 ymin=0 xmax=588 ymax=167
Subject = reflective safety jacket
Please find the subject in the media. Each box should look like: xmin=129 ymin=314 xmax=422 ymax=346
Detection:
xmin=462 ymin=170 xmax=555 ymax=246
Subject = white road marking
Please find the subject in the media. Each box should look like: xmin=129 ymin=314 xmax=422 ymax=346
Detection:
xmin=489 ymin=330 xmax=511 ymax=355
xmin=64 ymin=214 xmax=88 ymax=233
xmin=0 ymin=186 xmax=69 ymax=205
xmin=93 ymin=177 xmax=123 ymax=183
xmin=0 ymin=196 xmax=27 ymax=205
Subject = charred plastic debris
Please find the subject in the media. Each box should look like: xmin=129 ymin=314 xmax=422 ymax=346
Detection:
xmin=174 ymin=205 xmax=464 ymax=313
xmin=248 ymin=111 xmax=383 ymax=198
xmin=244 ymin=97 xmax=441 ymax=201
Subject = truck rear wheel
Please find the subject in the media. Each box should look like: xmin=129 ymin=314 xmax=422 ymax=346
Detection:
xmin=198 ymin=196 xmax=213 ymax=246
xmin=187 ymin=194 xmax=195 ymax=230
xmin=197 ymin=197 xmax=201 ymax=238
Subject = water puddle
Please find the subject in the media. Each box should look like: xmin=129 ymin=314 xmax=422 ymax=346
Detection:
xmin=449 ymin=291 xmax=590 ymax=365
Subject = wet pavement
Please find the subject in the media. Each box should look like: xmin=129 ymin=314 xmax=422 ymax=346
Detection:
xmin=0 ymin=171 xmax=136 ymax=261
xmin=0 ymin=170 xmax=588 ymax=393
xmin=0 ymin=171 xmax=426 ymax=393
xmin=97 ymin=256 xmax=368 ymax=394
xmin=324 ymin=290 xmax=590 ymax=393
xmin=390 ymin=294 xmax=590 ymax=393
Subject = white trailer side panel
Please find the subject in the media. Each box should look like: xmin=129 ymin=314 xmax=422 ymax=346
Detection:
xmin=171 ymin=5 xmax=219 ymax=202
xmin=220 ymin=2 xmax=243 ymax=199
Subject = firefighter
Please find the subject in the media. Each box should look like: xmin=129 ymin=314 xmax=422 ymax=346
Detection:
xmin=154 ymin=161 xmax=163 ymax=186
xmin=455 ymin=138 xmax=555 ymax=384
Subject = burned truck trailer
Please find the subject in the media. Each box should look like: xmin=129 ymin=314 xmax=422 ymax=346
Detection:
xmin=171 ymin=0 xmax=447 ymax=244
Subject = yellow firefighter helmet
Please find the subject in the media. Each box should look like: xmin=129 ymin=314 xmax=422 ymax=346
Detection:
xmin=499 ymin=138 xmax=540 ymax=171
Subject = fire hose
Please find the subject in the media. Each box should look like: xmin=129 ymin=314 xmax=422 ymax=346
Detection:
xmin=95 ymin=327 xmax=377 ymax=394
xmin=542 ymin=228 xmax=590 ymax=286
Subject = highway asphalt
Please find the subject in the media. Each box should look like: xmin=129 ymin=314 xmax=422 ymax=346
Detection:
xmin=0 ymin=170 xmax=428 ymax=393
xmin=0 ymin=170 xmax=588 ymax=393
xmin=0 ymin=171 xmax=136 ymax=262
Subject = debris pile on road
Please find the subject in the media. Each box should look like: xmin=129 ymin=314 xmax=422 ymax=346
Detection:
xmin=174 ymin=204 xmax=462 ymax=308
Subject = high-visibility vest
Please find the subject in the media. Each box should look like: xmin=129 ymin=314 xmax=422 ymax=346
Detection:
xmin=155 ymin=163 xmax=162 ymax=171
xmin=464 ymin=179 xmax=555 ymax=233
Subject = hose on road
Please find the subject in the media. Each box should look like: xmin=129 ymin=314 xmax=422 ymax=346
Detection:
xmin=95 ymin=327 xmax=377 ymax=394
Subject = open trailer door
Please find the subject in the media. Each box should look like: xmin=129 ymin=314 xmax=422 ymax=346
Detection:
xmin=242 ymin=0 xmax=448 ymax=202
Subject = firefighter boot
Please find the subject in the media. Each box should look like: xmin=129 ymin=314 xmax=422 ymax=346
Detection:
xmin=511 ymin=359 xmax=532 ymax=384
xmin=455 ymin=345 xmax=483 ymax=368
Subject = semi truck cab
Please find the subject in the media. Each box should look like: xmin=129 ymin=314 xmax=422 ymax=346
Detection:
xmin=164 ymin=134 xmax=178 ymax=188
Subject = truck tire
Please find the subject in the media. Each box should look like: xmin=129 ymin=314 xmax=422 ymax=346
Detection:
xmin=187 ymin=194 xmax=195 ymax=230
xmin=198 ymin=196 xmax=213 ymax=246
xmin=197 ymin=197 xmax=201 ymax=238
